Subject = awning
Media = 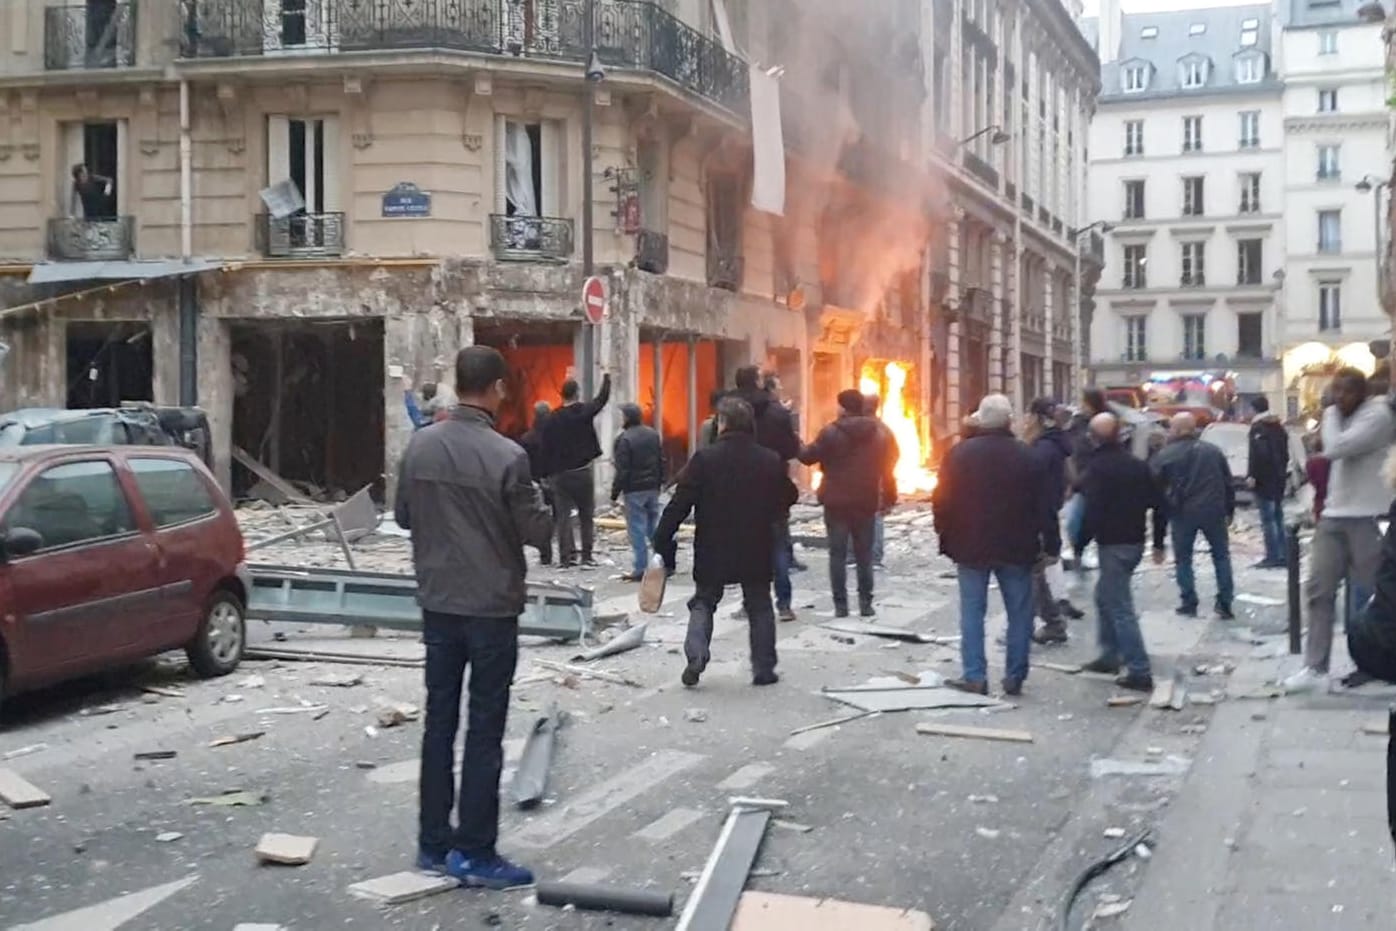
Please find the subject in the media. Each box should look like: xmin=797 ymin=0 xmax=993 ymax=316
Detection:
xmin=26 ymin=258 xmax=223 ymax=285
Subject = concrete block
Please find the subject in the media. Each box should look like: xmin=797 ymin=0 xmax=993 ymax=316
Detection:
xmin=347 ymin=871 xmax=456 ymax=905
xmin=254 ymin=834 xmax=318 ymax=866
xmin=0 ymin=767 xmax=51 ymax=809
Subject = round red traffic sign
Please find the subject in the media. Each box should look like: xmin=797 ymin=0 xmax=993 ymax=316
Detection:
xmin=582 ymin=276 xmax=607 ymax=325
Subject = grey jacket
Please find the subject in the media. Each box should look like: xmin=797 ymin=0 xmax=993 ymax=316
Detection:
xmin=394 ymin=405 xmax=553 ymax=618
xmin=1153 ymin=435 xmax=1234 ymax=524
xmin=1321 ymin=397 xmax=1396 ymax=519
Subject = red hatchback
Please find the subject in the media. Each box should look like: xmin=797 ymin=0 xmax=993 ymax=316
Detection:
xmin=0 ymin=445 xmax=250 ymax=708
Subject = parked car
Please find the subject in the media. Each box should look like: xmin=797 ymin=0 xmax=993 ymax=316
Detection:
xmin=0 ymin=405 xmax=212 ymax=467
xmin=0 ymin=445 xmax=249 ymax=711
xmin=1200 ymin=421 xmax=1307 ymax=500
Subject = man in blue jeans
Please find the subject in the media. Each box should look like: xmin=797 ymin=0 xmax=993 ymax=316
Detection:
xmin=932 ymin=395 xmax=1054 ymax=696
xmin=611 ymin=403 xmax=665 ymax=580
xmin=1246 ymin=396 xmax=1290 ymax=568
xmin=1080 ymin=413 xmax=1163 ymax=691
xmin=1153 ymin=412 xmax=1236 ymax=619
xmin=395 ymin=346 xmax=553 ymax=889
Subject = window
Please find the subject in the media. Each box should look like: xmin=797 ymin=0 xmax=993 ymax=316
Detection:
xmin=1239 ymin=173 xmax=1261 ymax=213
xmin=1124 ymin=180 xmax=1146 ymax=219
xmin=1238 ymin=110 xmax=1260 ymax=148
xmin=1236 ymin=56 xmax=1261 ymax=84
xmin=1240 ymin=18 xmax=1259 ymax=47
xmin=1183 ymin=115 xmax=1203 ymax=152
xmin=1181 ymin=241 xmax=1206 ymax=286
xmin=1317 ymin=144 xmax=1341 ymax=181
xmin=1124 ymin=65 xmax=1148 ymax=93
xmin=1237 ymin=239 xmax=1263 ymax=284
xmin=1319 ymin=30 xmax=1338 ymax=55
xmin=1237 ymin=313 xmax=1263 ymax=358
xmin=1125 ymin=316 xmax=1148 ymax=361
xmin=707 ymin=173 xmax=745 ymax=291
xmin=1182 ymin=176 xmax=1205 ymax=216
xmin=2 ymin=460 xmax=135 ymax=551
xmin=1319 ymin=281 xmax=1342 ymax=330
xmin=1189 ymin=22 xmax=1207 ymax=36
xmin=1318 ymin=210 xmax=1342 ymax=252
xmin=267 ymin=114 xmax=341 ymax=250
xmin=1181 ymin=59 xmax=1208 ymax=89
xmin=1123 ymin=244 xmax=1148 ymax=288
xmin=1141 ymin=25 xmax=1158 ymax=38
xmin=1318 ymin=89 xmax=1338 ymax=113
xmin=1124 ymin=120 xmax=1144 ymax=156
xmin=129 ymin=459 xmax=217 ymax=529
xmin=1183 ymin=315 xmax=1207 ymax=360
xmin=63 ymin=120 xmax=121 ymax=220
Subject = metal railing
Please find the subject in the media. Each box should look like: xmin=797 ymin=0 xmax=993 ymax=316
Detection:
xmin=180 ymin=0 xmax=748 ymax=115
xmin=47 ymin=216 xmax=135 ymax=261
xmin=962 ymin=151 xmax=998 ymax=187
xmin=489 ymin=213 xmax=575 ymax=262
xmin=635 ymin=228 xmax=668 ymax=274
xmin=1083 ymin=230 xmax=1105 ymax=266
xmin=1180 ymin=273 xmax=1206 ymax=287
xmin=707 ymin=246 xmax=743 ymax=292
xmin=45 ymin=2 xmax=136 ymax=70
xmin=258 ymin=212 xmax=346 ymax=258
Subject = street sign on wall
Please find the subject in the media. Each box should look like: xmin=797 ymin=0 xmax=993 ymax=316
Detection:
xmin=582 ymin=276 xmax=607 ymax=325
xmin=382 ymin=182 xmax=431 ymax=218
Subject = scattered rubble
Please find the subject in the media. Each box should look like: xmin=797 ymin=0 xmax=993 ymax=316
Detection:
xmin=187 ymin=790 xmax=268 ymax=808
xmin=684 ymin=708 xmax=709 ymax=724
xmin=210 ymin=732 xmax=265 ymax=749
xmin=1089 ymin=756 xmax=1191 ymax=778
xmin=975 ymin=826 xmax=1001 ymax=840
xmin=2 ymin=744 xmax=46 ymax=762
xmin=348 ymin=871 xmax=457 ymax=905
xmin=310 ymin=673 xmax=364 ymax=688
xmin=915 ymin=722 xmax=1033 ymax=744
xmin=133 ymin=750 xmax=177 ymax=761
xmin=375 ymin=702 xmax=420 ymax=728
xmin=572 ymin=623 xmax=647 ymax=662
xmin=0 ymin=768 xmax=51 ymax=809
xmin=155 ymin=832 xmax=184 ymax=843
xmin=255 ymin=833 xmax=319 ymax=866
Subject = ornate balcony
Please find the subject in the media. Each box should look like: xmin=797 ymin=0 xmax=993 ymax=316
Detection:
xmin=707 ymin=245 xmax=743 ymax=292
xmin=47 ymin=217 xmax=135 ymax=261
xmin=258 ymin=212 xmax=346 ymax=258
xmin=45 ymin=3 xmax=136 ymax=70
xmin=635 ymin=229 xmax=669 ymax=274
xmin=489 ymin=214 xmax=574 ymax=262
xmin=180 ymin=0 xmax=748 ymax=116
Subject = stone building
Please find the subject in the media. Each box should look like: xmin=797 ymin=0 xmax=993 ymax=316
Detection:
xmin=0 ymin=0 xmax=1097 ymax=497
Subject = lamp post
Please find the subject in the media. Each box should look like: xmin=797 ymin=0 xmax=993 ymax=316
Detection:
xmin=957 ymin=125 xmax=1010 ymax=148
xmin=1356 ymin=175 xmax=1389 ymax=309
xmin=579 ymin=0 xmax=604 ymax=397
xmin=1067 ymin=221 xmax=1114 ymax=396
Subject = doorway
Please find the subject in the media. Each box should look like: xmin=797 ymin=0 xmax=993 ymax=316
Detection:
xmin=66 ymin=321 xmax=153 ymax=409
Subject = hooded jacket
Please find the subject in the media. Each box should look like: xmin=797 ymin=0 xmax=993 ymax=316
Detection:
xmin=734 ymin=388 xmax=800 ymax=462
xmin=798 ymin=413 xmax=894 ymax=518
xmin=1320 ymin=396 xmax=1396 ymax=519
xmin=1247 ymin=413 xmax=1290 ymax=501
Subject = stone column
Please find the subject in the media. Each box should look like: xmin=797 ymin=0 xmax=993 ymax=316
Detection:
xmin=197 ymin=316 xmax=233 ymax=495
xmin=989 ymin=232 xmax=1005 ymax=394
xmin=947 ymin=208 xmax=964 ymax=426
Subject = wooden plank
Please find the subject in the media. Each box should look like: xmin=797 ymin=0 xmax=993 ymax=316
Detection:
xmin=731 ymin=891 xmax=935 ymax=931
xmin=232 ymin=445 xmax=311 ymax=503
xmin=914 ymin=722 xmax=1033 ymax=744
xmin=0 ymin=767 xmax=51 ymax=809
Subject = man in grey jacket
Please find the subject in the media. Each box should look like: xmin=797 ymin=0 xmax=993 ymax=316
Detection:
xmin=1284 ymin=367 xmax=1396 ymax=692
xmin=395 ymin=346 xmax=553 ymax=889
xmin=1153 ymin=412 xmax=1235 ymax=619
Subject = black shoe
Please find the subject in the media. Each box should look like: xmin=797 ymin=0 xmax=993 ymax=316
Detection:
xmin=1081 ymin=656 xmax=1121 ymax=675
xmin=1175 ymin=604 xmax=1198 ymax=618
xmin=581 ymin=557 xmax=598 ymax=568
xmin=1032 ymin=624 xmax=1069 ymax=645
xmin=752 ymin=671 xmax=779 ymax=687
xmin=1115 ymin=672 xmax=1154 ymax=693
xmin=619 ymin=572 xmax=643 ymax=582
xmin=833 ymin=605 xmax=850 ymax=619
xmin=560 ymin=559 xmax=577 ymax=569
xmin=1214 ymin=603 xmax=1234 ymax=620
xmin=1057 ymin=599 xmax=1086 ymax=620
xmin=859 ymin=603 xmax=876 ymax=618
xmin=945 ymin=678 xmax=989 ymax=695
xmin=1001 ymin=678 xmax=1023 ymax=697
xmin=681 ymin=663 xmax=701 ymax=688
xmin=1340 ymin=670 xmax=1375 ymax=689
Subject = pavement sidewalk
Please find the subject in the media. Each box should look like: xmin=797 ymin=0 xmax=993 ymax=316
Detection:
xmin=1124 ymin=629 xmax=1396 ymax=929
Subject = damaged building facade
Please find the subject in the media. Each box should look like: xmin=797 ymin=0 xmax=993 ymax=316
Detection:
xmin=0 ymin=0 xmax=1098 ymax=497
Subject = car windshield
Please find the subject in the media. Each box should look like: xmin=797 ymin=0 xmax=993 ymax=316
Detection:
xmin=0 ymin=462 xmax=17 ymax=493
xmin=0 ymin=416 xmax=119 ymax=447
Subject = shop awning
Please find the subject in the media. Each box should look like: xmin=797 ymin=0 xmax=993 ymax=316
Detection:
xmin=26 ymin=258 xmax=223 ymax=285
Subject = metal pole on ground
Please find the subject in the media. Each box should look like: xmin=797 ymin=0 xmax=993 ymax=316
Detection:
xmin=1287 ymin=522 xmax=1302 ymax=655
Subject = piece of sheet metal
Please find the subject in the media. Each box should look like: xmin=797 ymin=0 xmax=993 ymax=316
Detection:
xmin=822 ymin=687 xmax=1002 ymax=713
xmin=511 ymin=704 xmax=562 ymax=809
xmin=572 ymin=623 xmax=646 ymax=662
xmin=674 ymin=806 xmax=772 ymax=931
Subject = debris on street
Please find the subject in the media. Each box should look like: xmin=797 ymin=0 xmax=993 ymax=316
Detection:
xmin=730 ymin=891 xmax=936 ymax=931
xmin=255 ymin=833 xmax=319 ymax=866
xmin=1106 ymin=695 xmax=1144 ymax=708
xmin=511 ymin=705 xmax=563 ymax=810
xmin=684 ymin=708 xmax=709 ymax=723
xmin=187 ymin=789 xmax=268 ymax=807
xmin=915 ymin=722 xmax=1034 ymax=744
xmin=348 ymin=871 xmax=457 ymax=905
xmin=0 ymin=768 xmax=51 ymax=809
xmin=155 ymin=832 xmax=184 ymax=843
xmin=789 ymin=711 xmax=877 ymax=735
xmin=133 ymin=750 xmax=178 ymax=761
xmin=1089 ymin=757 xmax=1191 ymax=778
xmin=2 ymin=744 xmax=47 ymax=761
xmin=375 ymin=702 xmax=420 ymax=728
xmin=209 ymin=732 xmax=265 ymax=748
xmin=572 ymin=623 xmax=647 ymax=662
xmin=533 ymin=659 xmax=642 ymax=688
xmin=535 ymin=880 xmax=674 ymax=917
xmin=818 ymin=621 xmax=949 ymax=644
xmin=675 ymin=801 xmax=777 ymax=931
xmin=310 ymin=672 xmax=365 ymax=688
xmin=1092 ymin=897 xmax=1133 ymax=920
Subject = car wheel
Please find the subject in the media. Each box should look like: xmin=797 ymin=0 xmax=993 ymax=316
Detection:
xmin=186 ymin=589 xmax=246 ymax=678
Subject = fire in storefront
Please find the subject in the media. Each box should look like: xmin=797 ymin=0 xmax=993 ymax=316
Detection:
xmin=811 ymin=360 xmax=937 ymax=496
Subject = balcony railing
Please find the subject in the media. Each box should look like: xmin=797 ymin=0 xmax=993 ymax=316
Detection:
xmin=258 ymin=212 xmax=345 ymax=258
xmin=47 ymin=216 xmax=135 ymax=261
xmin=962 ymin=152 xmax=998 ymax=187
xmin=635 ymin=228 xmax=669 ymax=274
xmin=45 ymin=3 xmax=136 ymax=70
xmin=1083 ymin=230 xmax=1105 ymax=266
xmin=707 ymin=246 xmax=743 ymax=292
xmin=489 ymin=213 xmax=574 ymax=262
xmin=181 ymin=0 xmax=748 ymax=115
xmin=1180 ymin=273 xmax=1206 ymax=288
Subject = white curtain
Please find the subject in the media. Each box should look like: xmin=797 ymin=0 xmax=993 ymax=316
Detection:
xmin=505 ymin=122 xmax=537 ymax=217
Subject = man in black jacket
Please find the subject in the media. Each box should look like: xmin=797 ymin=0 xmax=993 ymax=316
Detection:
xmin=1025 ymin=398 xmax=1075 ymax=644
xmin=654 ymin=397 xmax=799 ymax=688
xmin=1080 ymin=413 xmax=1162 ymax=692
xmin=1246 ymin=396 xmax=1290 ymax=568
xmin=395 ymin=346 xmax=553 ymax=889
xmin=519 ymin=401 xmax=553 ymax=565
xmin=541 ymin=371 xmax=611 ymax=567
xmin=734 ymin=365 xmax=801 ymax=619
xmin=611 ymin=402 xmax=665 ymax=581
xmin=1154 ymin=412 xmax=1236 ymax=618
xmin=799 ymin=389 xmax=898 ymax=618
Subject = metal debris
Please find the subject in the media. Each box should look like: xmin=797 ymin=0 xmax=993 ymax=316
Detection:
xmin=1089 ymin=756 xmax=1191 ymax=778
xmin=511 ymin=704 xmax=563 ymax=810
xmin=186 ymin=789 xmax=268 ymax=807
xmin=209 ymin=732 xmax=265 ymax=748
xmin=572 ymin=623 xmax=647 ymax=662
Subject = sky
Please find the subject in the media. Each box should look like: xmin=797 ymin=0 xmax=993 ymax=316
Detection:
xmin=1080 ymin=0 xmax=1262 ymax=15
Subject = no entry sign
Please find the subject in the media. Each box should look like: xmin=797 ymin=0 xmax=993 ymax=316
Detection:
xmin=582 ymin=275 xmax=607 ymax=325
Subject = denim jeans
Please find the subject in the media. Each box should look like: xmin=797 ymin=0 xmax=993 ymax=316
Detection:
xmin=772 ymin=517 xmax=793 ymax=610
xmin=1095 ymin=543 xmax=1150 ymax=677
xmin=1256 ymin=496 xmax=1286 ymax=565
xmin=1170 ymin=514 xmax=1234 ymax=610
xmin=1064 ymin=493 xmax=1087 ymax=553
xmin=846 ymin=514 xmax=886 ymax=566
xmin=956 ymin=563 xmax=1034 ymax=684
xmin=419 ymin=612 xmax=518 ymax=860
xmin=623 ymin=489 xmax=660 ymax=575
xmin=826 ymin=512 xmax=875 ymax=611
xmin=685 ymin=580 xmax=777 ymax=678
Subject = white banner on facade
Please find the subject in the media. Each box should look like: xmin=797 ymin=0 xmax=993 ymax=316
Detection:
xmin=749 ymin=66 xmax=785 ymax=216
xmin=710 ymin=0 xmax=736 ymax=54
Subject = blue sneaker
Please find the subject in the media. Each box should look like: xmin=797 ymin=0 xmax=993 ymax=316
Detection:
xmin=444 ymin=850 xmax=535 ymax=889
xmin=415 ymin=848 xmax=448 ymax=873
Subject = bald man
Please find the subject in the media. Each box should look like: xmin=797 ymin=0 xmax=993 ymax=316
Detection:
xmin=1079 ymin=413 xmax=1163 ymax=691
xmin=1153 ymin=411 xmax=1236 ymax=619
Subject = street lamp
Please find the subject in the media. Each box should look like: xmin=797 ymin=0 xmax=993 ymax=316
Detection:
xmin=579 ymin=0 xmax=604 ymax=397
xmin=1066 ymin=221 xmax=1114 ymax=399
xmin=1356 ymin=175 xmax=1389 ymax=305
xmin=957 ymin=125 xmax=1010 ymax=148
xmin=1357 ymin=1 xmax=1386 ymax=23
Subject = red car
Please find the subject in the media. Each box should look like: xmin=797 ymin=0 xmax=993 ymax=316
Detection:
xmin=0 ymin=445 xmax=250 ymax=709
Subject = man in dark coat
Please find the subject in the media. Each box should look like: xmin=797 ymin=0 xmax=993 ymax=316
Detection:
xmin=1246 ymin=395 xmax=1290 ymax=568
xmin=654 ymin=397 xmax=798 ymax=688
xmin=519 ymin=401 xmax=553 ymax=565
xmin=611 ymin=402 xmax=665 ymax=581
xmin=1025 ymin=398 xmax=1076 ymax=645
xmin=1153 ymin=412 xmax=1236 ymax=618
xmin=932 ymin=394 xmax=1053 ymax=696
xmin=540 ymin=372 xmax=611 ymax=566
xmin=733 ymin=365 xmax=801 ymax=620
xmin=799 ymin=388 xmax=897 ymax=618
xmin=1064 ymin=387 xmax=1110 ymax=566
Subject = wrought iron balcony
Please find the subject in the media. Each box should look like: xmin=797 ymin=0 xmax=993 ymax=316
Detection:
xmin=962 ymin=152 xmax=998 ymax=187
xmin=707 ymin=246 xmax=743 ymax=292
xmin=635 ymin=229 xmax=669 ymax=274
xmin=258 ymin=212 xmax=345 ymax=258
xmin=180 ymin=0 xmax=748 ymax=115
xmin=1082 ymin=230 xmax=1105 ymax=268
xmin=45 ymin=3 xmax=136 ymax=70
xmin=47 ymin=216 xmax=135 ymax=261
xmin=1180 ymin=273 xmax=1206 ymax=288
xmin=489 ymin=214 xmax=574 ymax=262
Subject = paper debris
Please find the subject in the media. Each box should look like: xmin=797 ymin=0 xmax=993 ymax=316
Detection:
xmin=1089 ymin=756 xmax=1192 ymax=778
xmin=975 ymin=826 xmax=1001 ymax=839
xmin=155 ymin=832 xmax=184 ymax=843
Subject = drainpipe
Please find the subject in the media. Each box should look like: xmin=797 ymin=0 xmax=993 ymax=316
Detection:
xmin=177 ymin=78 xmax=198 ymax=405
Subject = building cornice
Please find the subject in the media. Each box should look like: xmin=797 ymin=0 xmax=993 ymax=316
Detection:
xmin=1284 ymin=113 xmax=1388 ymax=133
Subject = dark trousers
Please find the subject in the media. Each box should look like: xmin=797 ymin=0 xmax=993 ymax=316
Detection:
xmin=684 ymin=580 xmax=777 ymax=678
xmin=1033 ymin=558 xmax=1061 ymax=625
xmin=552 ymin=466 xmax=595 ymax=563
xmin=826 ymin=512 xmax=875 ymax=611
xmin=418 ymin=612 xmax=519 ymax=859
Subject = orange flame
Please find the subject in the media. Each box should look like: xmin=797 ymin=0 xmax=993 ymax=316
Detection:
xmin=862 ymin=361 xmax=937 ymax=495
